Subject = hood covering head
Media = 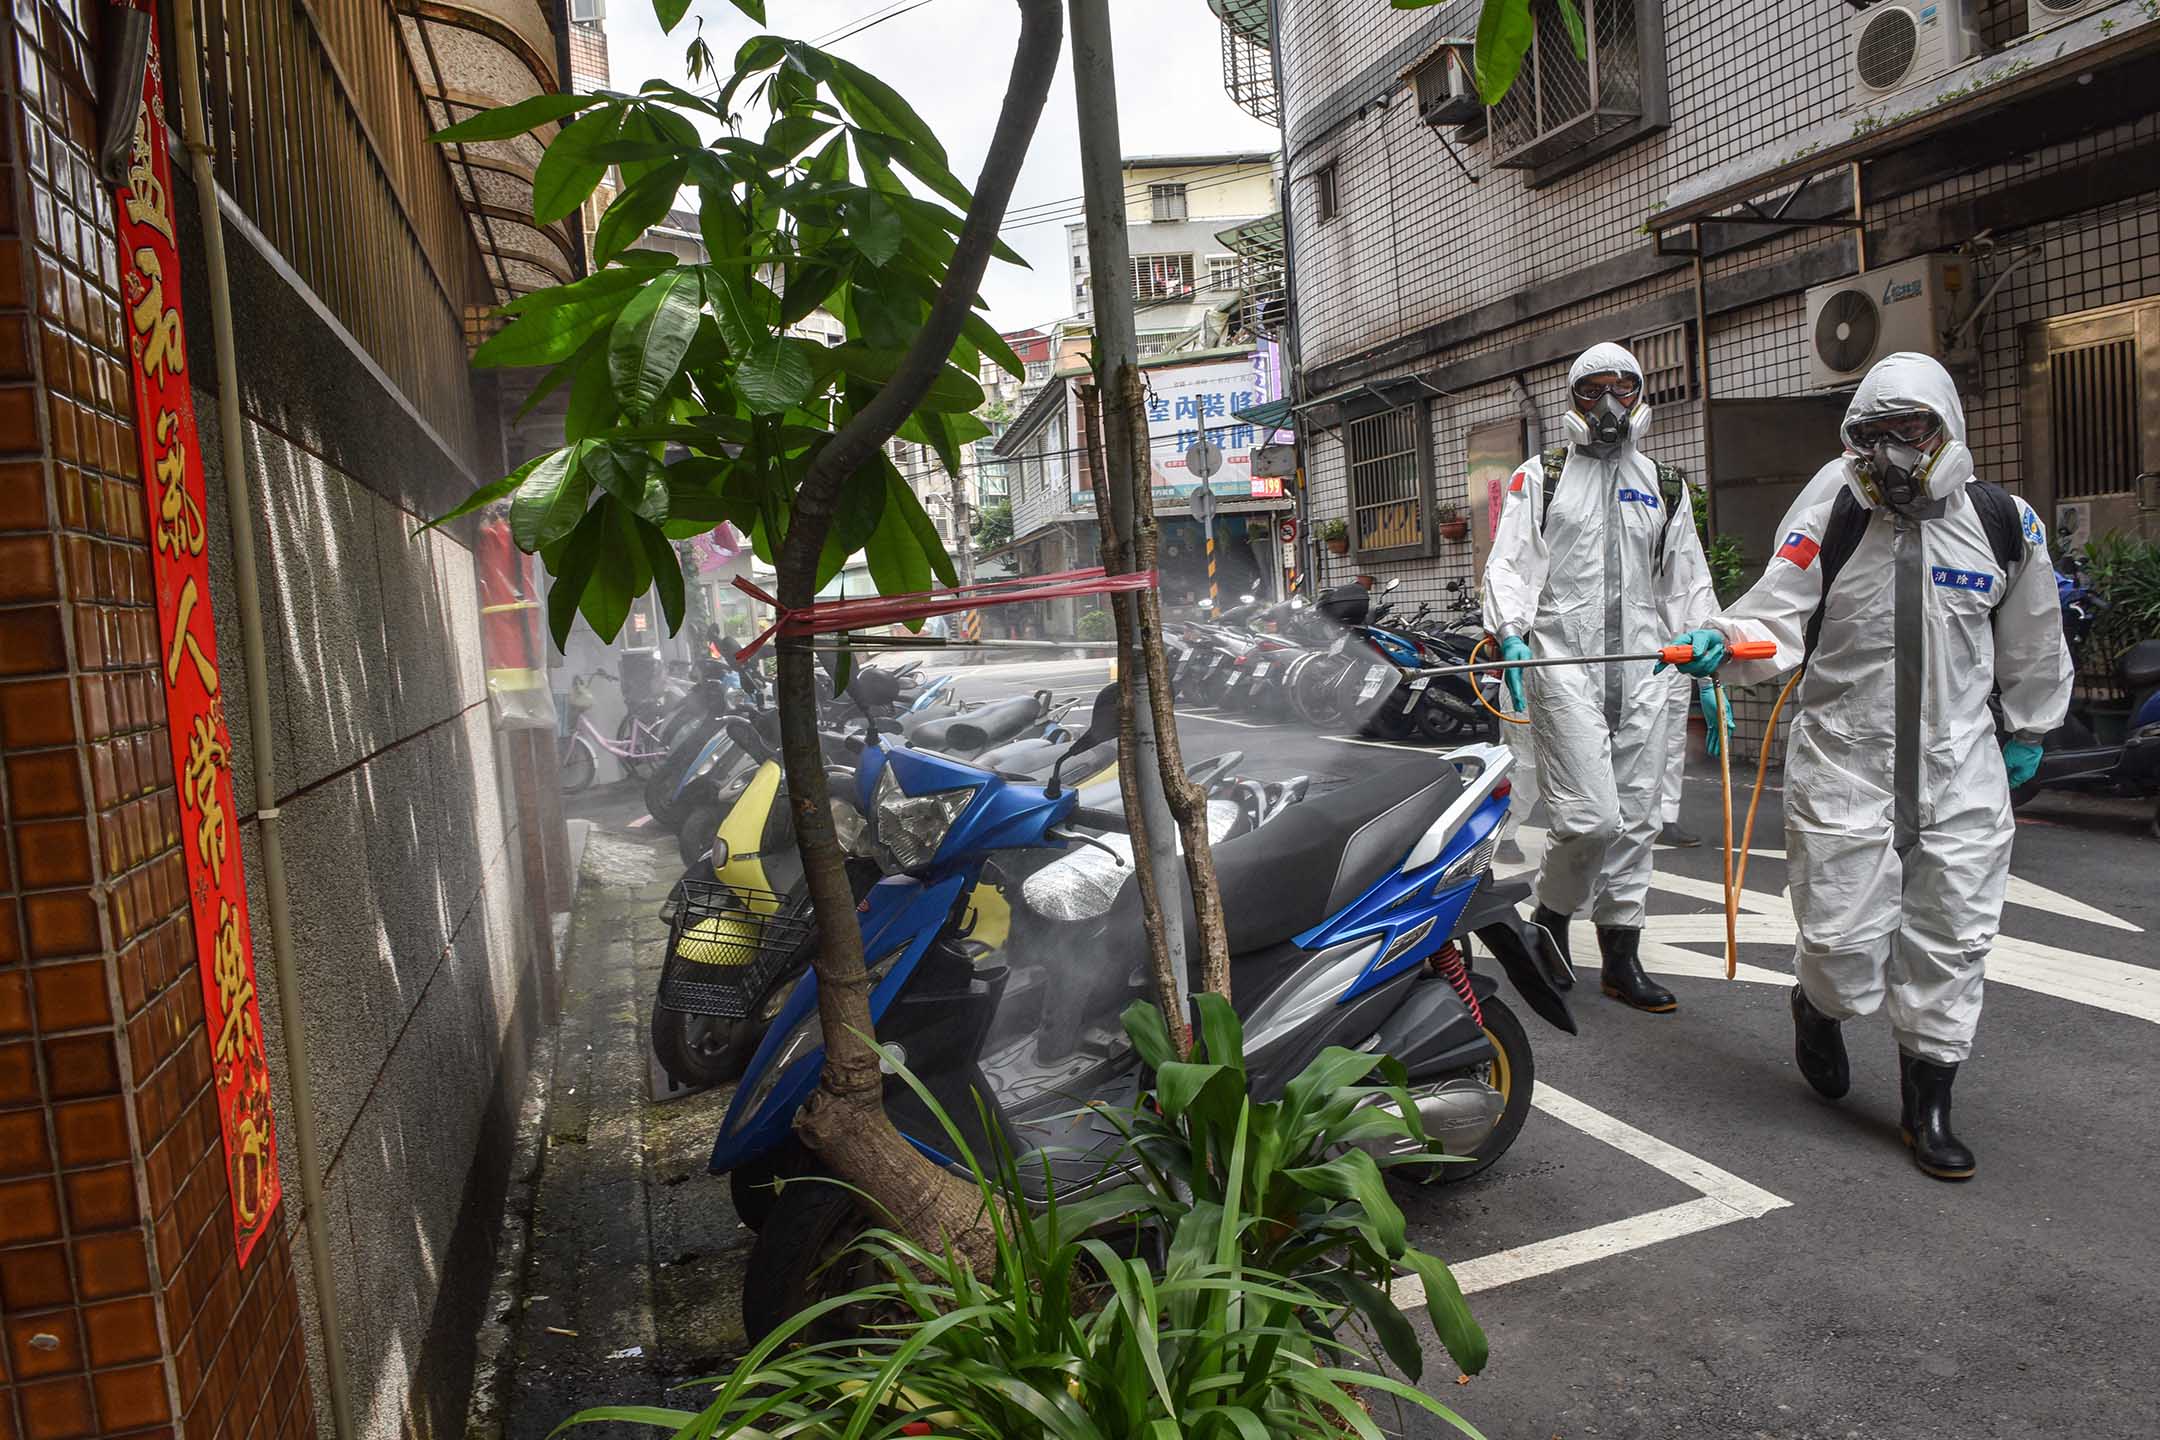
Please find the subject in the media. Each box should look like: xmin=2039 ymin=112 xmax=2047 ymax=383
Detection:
xmin=1564 ymin=341 xmax=1653 ymax=453
xmin=1840 ymin=351 xmax=1972 ymax=509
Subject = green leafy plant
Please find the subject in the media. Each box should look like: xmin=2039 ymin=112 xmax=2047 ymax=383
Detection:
xmin=970 ymin=497 xmax=1014 ymax=550
xmin=561 ymin=1022 xmax=1486 ymax=1439
xmin=2081 ymin=530 xmax=2160 ymax=667
xmin=1706 ymin=533 xmax=1748 ymax=606
xmin=1075 ymin=606 xmax=1114 ymax=642
xmin=1119 ymin=995 xmax=1489 ymax=1382
xmin=1320 ymin=518 xmax=1348 ymax=543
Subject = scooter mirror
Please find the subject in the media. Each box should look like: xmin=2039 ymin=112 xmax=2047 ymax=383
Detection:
xmin=1384 ymin=577 xmax=1402 ymax=593
xmin=1240 ymin=593 xmax=1257 ymax=604
xmin=1197 ymin=598 xmax=1215 ymax=611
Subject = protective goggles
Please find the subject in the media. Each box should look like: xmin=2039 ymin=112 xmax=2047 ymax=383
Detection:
xmin=1571 ymin=373 xmax=1642 ymax=407
xmin=1843 ymin=409 xmax=1942 ymax=451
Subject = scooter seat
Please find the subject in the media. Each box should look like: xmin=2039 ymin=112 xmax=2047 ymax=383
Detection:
xmin=1114 ymin=758 xmax=1464 ymax=954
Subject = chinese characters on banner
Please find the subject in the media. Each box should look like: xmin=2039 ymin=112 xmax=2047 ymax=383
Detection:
xmin=1131 ymin=359 xmax=1288 ymax=503
xmin=111 ymin=30 xmax=282 ymax=1266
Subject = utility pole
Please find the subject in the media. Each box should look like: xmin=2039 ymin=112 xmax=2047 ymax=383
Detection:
xmin=1069 ymin=0 xmax=1188 ymax=1025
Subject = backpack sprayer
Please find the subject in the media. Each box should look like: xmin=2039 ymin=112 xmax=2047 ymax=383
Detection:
xmin=1404 ymin=638 xmax=1786 ymax=980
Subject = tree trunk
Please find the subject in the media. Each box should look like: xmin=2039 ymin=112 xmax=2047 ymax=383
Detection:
xmin=774 ymin=0 xmax=1062 ymax=1257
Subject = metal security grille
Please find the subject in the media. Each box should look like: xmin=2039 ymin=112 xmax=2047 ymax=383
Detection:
xmin=1853 ymin=7 xmax=1920 ymax=91
xmin=1488 ymin=0 xmax=1648 ymax=171
xmin=1133 ymin=254 xmax=1195 ymax=301
xmin=1631 ymin=324 xmax=1694 ymax=405
xmin=1151 ymin=183 xmax=1190 ymax=223
xmin=1348 ymin=405 xmax=1426 ymax=553
xmin=2049 ymin=338 xmax=2140 ymax=500
xmin=1215 ymin=0 xmax=1280 ymax=124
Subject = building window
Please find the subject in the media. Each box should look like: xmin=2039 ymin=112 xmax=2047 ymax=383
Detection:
xmin=2049 ymin=339 xmax=2140 ymax=500
xmin=570 ymin=0 xmax=605 ymax=20
xmin=1072 ymin=253 xmax=1084 ymax=271
xmin=1315 ymin=163 xmax=1339 ymax=224
xmin=1630 ymin=323 xmax=1695 ymax=405
xmin=1346 ymin=403 xmax=1429 ymax=556
xmin=1488 ymin=0 xmax=1664 ymax=178
xmin=1150 ymin=182 xmax=1188 ymax=223
xmin=1132 ymin=253 xmax=1193 ymax=302
xmin=1206 ymin=255 xmax=1240 ymax=292
xmin=1024 ymin=358 xmax=1050 ymax=383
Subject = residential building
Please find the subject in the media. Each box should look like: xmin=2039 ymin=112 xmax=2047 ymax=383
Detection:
xmin=1222 ymin=0 xmax=2160 ymax=610
xmin=0 ymin=2 xmax=578 ymax=1437
xmin=1067 ymin=153 xmax=1281 ymax=354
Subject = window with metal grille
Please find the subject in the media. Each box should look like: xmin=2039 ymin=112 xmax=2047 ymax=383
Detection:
xmin=2049 ymin=339 xmax=2140 ymax=500
xmin=1315 ymin=162 xmax=1340 ymax=223
xmin=1488 ymin=0 xmax=1662 ymax=176
xmin=1207 ymin=255 xmax=1240 ymax=291
xmin=1132 ymin=253 xmax=1194 ymax=301
xmin=1347 ymin=405 xmax=1429 ymax=555
xmin=1150 ymin=183 xmax=1189 ymax=223
xmin=570 ymin=0 xmax=605 ymax=21
xmin=1630 ymin=324 xmax=1695 ymax=406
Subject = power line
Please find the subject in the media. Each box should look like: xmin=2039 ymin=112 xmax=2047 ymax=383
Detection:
xmin=813 ymin=0 xmax=944 ymax=47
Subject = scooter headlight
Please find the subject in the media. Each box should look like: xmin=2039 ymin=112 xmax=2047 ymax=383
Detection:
xmin=870 ymin=765 xmax=977 ymax=873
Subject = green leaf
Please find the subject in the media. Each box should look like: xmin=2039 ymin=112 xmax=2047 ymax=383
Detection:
xmin=1193 ymin=992 xmax=1245 ymax=1072
xmin=508 ymin=444 xmax=592 ymax=551
xmin=882 ymin=470 xmax=956 ymax=586
xmin=1554 ymin=0 xmax=1588 ymax=58
xmin=545 ymin=503 xmax=607 ymax=650
xmin=628 ymin=509 xmax=685 ymax=635
xmin=615 ymin=105 xmax=702 ymax=192
xmin=1404 ymin=1247 xmax=1489 ymax=1377
xmin=703 ymin=267 xmax=774 ymax=354
xmin=1473 ymin=0 xmax=1536 ymax=106
xmin=845 ymin=191 xmax=904 ymax=267
xmin=1280 ymin=1151 xmax=1406 ymax=1257
xmin=652 ymin=0 xmax=690 ymax=32
xmin=727 ymin=0 xmax=766 ymax=19
xmin=586 ymin=446 xmax=669 ymax=525
xmin=428 ymin=91 xmax=599 ymax=144
xmin=590 ymin=157 xmax=689 ymax=267
xmin=532 ymin=106 xmax=623 ymax=224
xmin=415 ymin=453 xmax=541 ymax=535
xmin=470 ymin=292 xmax=626 ymax=370
xmin=1156 ymin=1062 xmax=1228 ymax=1121
xmin=824 ymin=52 xmax=946 ymax=164
xmin=1122 ymin=1000 xmax=1176 ymax=1072
xmin=862 ymin=469 xmax=931 ymax=600
xmin=608 ymin=268 xmax=703 ymax=416
xmin=736 ymin=337 xmax=818 ymax=413
xmin=562 ymin=334 xmax=617 ymax=442
xmin=578 ymin=498 xmax=651 ymax=642
xmin=1330 ymin=1272 xmax=1425 ymax=1382
xmin=962 ymin=310 xmax=1024 ymax=379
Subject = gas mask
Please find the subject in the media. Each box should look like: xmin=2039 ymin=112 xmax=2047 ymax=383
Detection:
xmin=1861 ymin=441 xmax=1931 ymax=511
xmin=1844 ymin=409 xmax=1946 ymax=513
xmin=1565 ymin=370 xmax=1646 ymax=456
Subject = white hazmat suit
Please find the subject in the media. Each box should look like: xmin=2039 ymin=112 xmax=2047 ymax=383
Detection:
xmin=1483 ymin=344 xmax=1719 ymax=937
xmin=1708 ymin=354 xmax=2072 ymax=1064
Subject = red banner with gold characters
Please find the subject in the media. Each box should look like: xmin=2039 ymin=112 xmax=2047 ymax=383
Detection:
xmin=111 ymin=22 xmax=281 ymax=1266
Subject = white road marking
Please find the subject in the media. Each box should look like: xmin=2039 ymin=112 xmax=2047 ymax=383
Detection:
xmin=1173 ymin=710 xmax=1272 ymax=730
xmin=1389 ymin=1083 xmax=1790 ymax=1304
xmin=2003 ymin=873 xmax=2145 ymax=934
xmin=1323 ymin=734 xmax=1432 ymax=751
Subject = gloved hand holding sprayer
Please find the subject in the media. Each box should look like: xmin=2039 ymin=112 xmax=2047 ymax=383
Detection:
xmin=1654 ymin=351 xmax=2073 ymax=1183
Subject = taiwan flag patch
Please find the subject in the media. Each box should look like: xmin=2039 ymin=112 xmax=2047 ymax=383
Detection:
xmin=1509 ymin=469 xmax=1528 ymax=494
xmin=1776 ymin=531 xmax=1821 ymax=569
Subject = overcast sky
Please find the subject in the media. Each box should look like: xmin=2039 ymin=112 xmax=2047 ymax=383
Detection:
xmin=601 ymin=0 xmax=1280 ymax=334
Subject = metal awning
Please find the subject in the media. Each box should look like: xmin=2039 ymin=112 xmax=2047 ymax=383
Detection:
xmin=1231 ymin=396 xmax=1294 ymax=429
xmin=400 ymin=0 xmax=581 ymax=307
xmin=1648 ymin=4 xmax=2160 ymax=237
xmin=1292 ymin=373 xmax=1447 ymax=431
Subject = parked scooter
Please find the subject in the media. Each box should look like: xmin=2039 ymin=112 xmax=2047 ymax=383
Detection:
xmin=2010 ymin=559 xmax=2160 ymax=834
xmin=705 ymin=684 xmax=1573 ymax=1336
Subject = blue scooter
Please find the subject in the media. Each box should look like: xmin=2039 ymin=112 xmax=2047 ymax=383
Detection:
xmin=2012 ymin=563 xmax=2160 ymax=834
xmin=704 ymin=685 xmax=1574 ymax=1336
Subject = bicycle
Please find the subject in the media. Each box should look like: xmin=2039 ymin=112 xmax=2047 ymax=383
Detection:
xmin=559 ymin=671 xmax=677 ymax=794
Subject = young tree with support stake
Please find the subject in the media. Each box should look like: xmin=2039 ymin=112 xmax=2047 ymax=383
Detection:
xmin=429 ymin=0 xmax=1567 ymax=1263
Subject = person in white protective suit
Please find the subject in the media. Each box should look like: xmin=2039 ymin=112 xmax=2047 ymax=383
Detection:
xmin=1483 ymin=343 xmax=1719 ymax=1012
xmin=1667 ymin=352 xmax=2071 ymax=1180
xmin=1654 ymin=472 xmax=1714 ymax=848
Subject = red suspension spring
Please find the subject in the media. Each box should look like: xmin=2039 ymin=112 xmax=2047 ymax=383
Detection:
xmin=1429 ymin=942 xmax=1481 ymax=1028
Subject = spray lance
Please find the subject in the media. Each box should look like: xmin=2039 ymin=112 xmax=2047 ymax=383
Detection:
xmin=1405 ymin=638 xmax=1785 ymax=980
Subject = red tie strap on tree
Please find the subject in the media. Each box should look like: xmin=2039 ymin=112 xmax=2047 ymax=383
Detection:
xmin=730 ymin=567 xmax=1158 ymax=662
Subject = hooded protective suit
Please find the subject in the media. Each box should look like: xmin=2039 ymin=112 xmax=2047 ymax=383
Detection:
xmin=1708 ymin=353 xmax=2073 ymax=1062
xmin=1484 ymin=343 xmax=1719 ymax=928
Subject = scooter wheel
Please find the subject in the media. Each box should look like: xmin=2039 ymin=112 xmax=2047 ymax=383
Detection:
xmin=677 ymin=801 xmax=724 ymax=869
xmin=648 ymin=1001 xmax=743 ymax=1092
xmin=1427 ymin=995 xmax=1534 ymax=1186
xmin=743 ymin=1182 xmax=882 ymax=1343
xmin=727 ymin=1139 xmax=811 ymax=1233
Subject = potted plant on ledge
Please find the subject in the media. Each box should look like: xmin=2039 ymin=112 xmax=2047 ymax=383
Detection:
xmin=1437 ymin=504 xmax=1469 ymax=542
xmin=1321 ymin=518 xmax=1349 ymax=556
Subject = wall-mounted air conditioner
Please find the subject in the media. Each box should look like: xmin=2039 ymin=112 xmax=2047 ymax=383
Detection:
xmin=1803 ymin=253 xmax=1976 ymax=390
xmin=1411 ymin=42 xmax=1481 ymax=129
xmin=1847 ymin=1 xmax=1981 ymax=106
xmin=2027 ymin=0 xmax=2114 ymax=33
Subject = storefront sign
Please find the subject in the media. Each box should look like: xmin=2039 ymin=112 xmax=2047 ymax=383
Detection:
xmin=112 ymin=27 xmax=281 ymax=1266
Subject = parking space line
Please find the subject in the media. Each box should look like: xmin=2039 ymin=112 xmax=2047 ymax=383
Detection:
xmin=1173 ymin=710 xmax=1271 ymax=729
xmin=1389 ymin=1082 xmax=1790 ymax=1305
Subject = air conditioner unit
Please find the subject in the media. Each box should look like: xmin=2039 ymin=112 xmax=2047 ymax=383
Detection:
xmin=2027 ymin=0 xmax=2112 ymax=32
xmin=1846 ymin=1 xmax=1981 ymax=106
xmin=1803 ymin=253 xmax=1976 ymax=390
xmin=1411 ymin=42 xmax=1481 ymax=129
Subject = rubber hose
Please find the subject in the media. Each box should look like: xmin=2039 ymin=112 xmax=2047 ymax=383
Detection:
xmin=1469 ymin=634 xmax=1533 ymax=727
xmin=1721 ymin=667 xmax=1806 ymax=980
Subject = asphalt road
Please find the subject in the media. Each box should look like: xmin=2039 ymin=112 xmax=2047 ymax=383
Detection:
xmin=939 ymin=653 xmax=2160 ymax=1440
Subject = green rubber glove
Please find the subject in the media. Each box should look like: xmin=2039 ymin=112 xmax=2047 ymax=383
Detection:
xmin=1699 ymin=685 xmax=1726 ymax=759
xmin=1499 ymin=636 xmax=1534 ymax=710
xmin=1659 ymin=627 xmax=1728 ymax=678
xmin=2002 ymin=738 xmax=2043 ymax=789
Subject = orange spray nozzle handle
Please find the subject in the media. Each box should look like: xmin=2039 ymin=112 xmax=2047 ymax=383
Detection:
xmin=1658 ymin=639 xmax=1778 ymax=665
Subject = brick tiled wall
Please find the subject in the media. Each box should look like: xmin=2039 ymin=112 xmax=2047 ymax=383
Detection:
xmin=0 ymin=5 xmax=312 ymax=1438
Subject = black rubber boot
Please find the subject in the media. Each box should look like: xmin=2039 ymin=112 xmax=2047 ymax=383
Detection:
xmin=1530 ymin=904 xmax=1576 ymax=991
xmin=1900 ymin=1052 xmax=1976 ymax=1181
xmin=1790 ymin=985 xmax=1850 ymax=1099
xmin=1597 ymin=926 xmax=1676 ymax=1013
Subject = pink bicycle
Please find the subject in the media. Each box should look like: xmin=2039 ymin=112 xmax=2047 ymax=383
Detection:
xmin=559 ymin=672 xmax=675 ymax=794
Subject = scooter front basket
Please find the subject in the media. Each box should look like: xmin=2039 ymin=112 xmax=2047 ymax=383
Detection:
xmin=658 ymin=879 xmax=815 ymax=1020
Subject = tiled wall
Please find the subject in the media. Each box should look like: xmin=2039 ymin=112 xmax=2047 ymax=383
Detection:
xmin=0 ymin=5 xmax=313 ymax=1437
